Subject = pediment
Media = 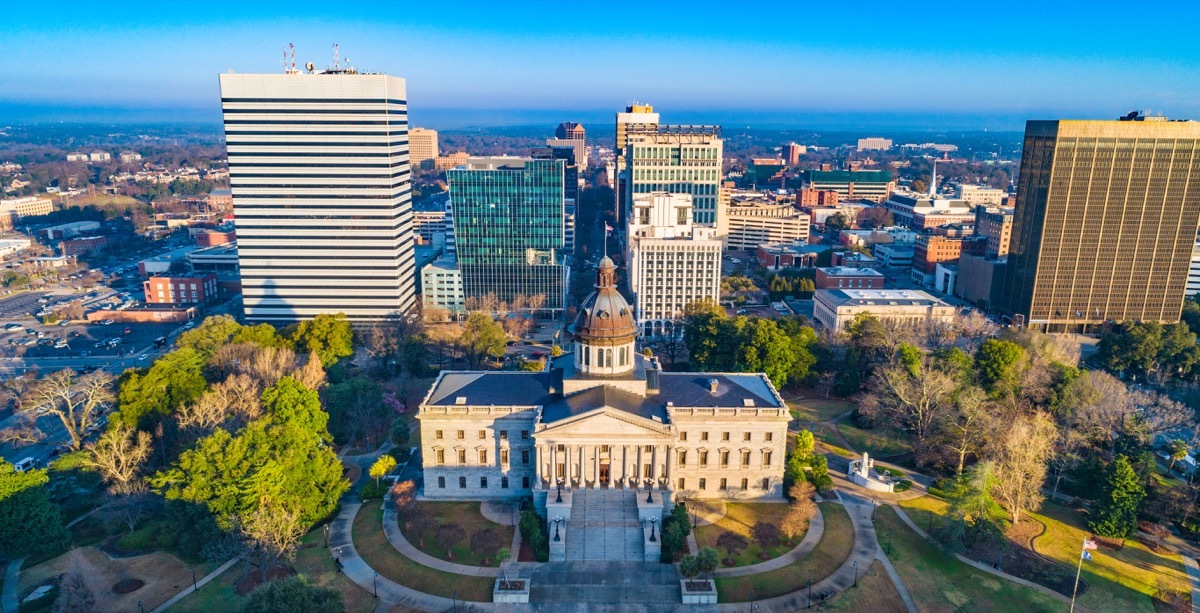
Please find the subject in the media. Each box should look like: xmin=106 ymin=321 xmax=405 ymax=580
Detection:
xmin=539 ymin=408 xmax=670 ymax=438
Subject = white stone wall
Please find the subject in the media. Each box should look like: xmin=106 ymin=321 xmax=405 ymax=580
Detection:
xmin=419 ymin=408 xmax=539 ymax=500
xmin=668 ymin=409 xmax=789 ymax=500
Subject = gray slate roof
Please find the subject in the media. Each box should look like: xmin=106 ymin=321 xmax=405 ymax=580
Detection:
xmin=426 ymin=372 xmax=557 ymax=407
xmin=541 ymin=385 xmax=666 ymax=424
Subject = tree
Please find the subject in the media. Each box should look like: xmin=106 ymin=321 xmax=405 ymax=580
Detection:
xmin=459 ymin=312 xmax=507 ymax=368
xmin=751 ymin=521 xmax=781 ymax=557
xmin=974 ymin=339 xmax=1026 ymax=398
xmin=391 ymin=480 xmax=417 ymax=518
xmin=471 ymin=528 xmax=504 ymax=565
xmin=325 ymin=376 xmax=386 ymax=446
xmin=175 ymin=314 xmax=244 ymax=357
xmin=261 ymin=377 xmax=328 ymax=436
xmin=856 ymin=206 xmax=894 ymax=229
xmin=152 ymin=419 xmax=348 ymax=532
xmin=550 ymin=345 xmax=563 ymax=358
xmin=292 ymin=351 xmax=327 ymax=391
xmin=25 ymin=369 xmax=115 ymax=449
xmin=825 ymin=212 xmax=849 ymax=231
xmin=178 ymin=373 xmax=262 ymax=433
xmin=1168 ymin=440 xmax=1190 ymax=473
xmin=85 ymin=424 xmax=152 ymax=496
xmin=990 ymin=412 xmax=1057 ymax=525
xmin=116 ymin=348 xmax=207 ymax=429
xmin=865 ymin=352 xmax=958 ymax=461
xmin=292 ymin=313 xmax=355 ymax=367
xmin=390 ymin=418 xmax=411 ymax=447
xmin=435 ymin=522 xmax=461 ymax=559
xmin=794 ymin=430 xmax=815 ymax=461
xmin=939 ymin=386 xmax=993 ymax=476
xmin=369 ymin=455 xmax=397 ymax=486
xmin=716 ymin=531 xmax=748 ymax=564
xmin=941 ymin=462 xmax=1006 ymax=550
xmin=240 ymin=495 xmax=308 ymax=571
xmin=1089 ymin=455 xmax=1146 ymax=539
xmin=241 ymin=575 xmax=343 ymax=613
xmin=782 ymin=482 xmax=816 ymax=543
xmin=0 ymin=460 xmax=70 ymax=559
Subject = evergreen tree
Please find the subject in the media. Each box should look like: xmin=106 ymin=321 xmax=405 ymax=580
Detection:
xmin=241 ymin=575 xmax=343 ymax=613
xmin=1088 ymin=455 xmax=1146 ymax=539
xmin=0 ymin=461 xmax=70 ymax=559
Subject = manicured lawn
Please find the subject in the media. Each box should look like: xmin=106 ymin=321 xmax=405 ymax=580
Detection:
xmin=811 ymin=423 xmax=855 ymax=458
xmin=897 ymin=495 xmax=952 ymax=535
xmin=170 ymin=560 xmax=245 ymax=613
xmin=814 ymin=560 xmax=906 ymax=612
xmin=788 ymin=396 xmax=857 ymax=422
xmin=714 ymin=502 xmax=854 ymax=602
xmin=1030 ymin=502 xmax=1189 ymax=613
xmin=399 ymin=501 xmax=514 ymax=566
xmin=874 ymin=505 xmax=1062 ymax=612
xmin=695 ymin=503 xmax=799 ymax=567
xmin=354 ymin=504 xmax=494 ymax=601
xmin=837 ymin=421 xmax=912 ymax=457
xmin=20 ymin=546 xmax=217 ymax=612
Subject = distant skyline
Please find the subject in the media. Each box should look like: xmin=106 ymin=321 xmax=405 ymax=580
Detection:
xmin=4 ymin=1 xmax=1200 ymax=130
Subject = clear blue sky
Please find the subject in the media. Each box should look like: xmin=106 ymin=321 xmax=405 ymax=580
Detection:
xmin=3 ymin=1 xmax=1199 ymax=129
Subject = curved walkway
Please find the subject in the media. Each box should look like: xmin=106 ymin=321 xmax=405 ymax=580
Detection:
xmin=382 ymin=503 xmax=500 ymax=577
xmin=888 ymin=501 xmax=1074 ymax=607
xmin=875 ymin=546 xmax=918 ymax=613
xmin=716 ymin=492 xmax=880 ymax=612
xmin=713 ymin=504 xmax=825 ymax=577
xmin=2 ymin=558 xmax=22 ymax=613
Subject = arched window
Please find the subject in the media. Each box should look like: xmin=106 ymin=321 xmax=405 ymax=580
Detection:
xmin=583 ymin=344 xmax=590 ymax=366
xmin=605 ymin=349 xmax=613 ymax=367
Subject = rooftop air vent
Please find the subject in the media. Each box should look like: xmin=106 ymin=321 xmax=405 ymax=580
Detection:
xmin=455 ymin=397 xmax=467 ymax=405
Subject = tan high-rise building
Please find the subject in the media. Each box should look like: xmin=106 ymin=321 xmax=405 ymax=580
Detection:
xmin=409 ymin=128 xmax=439 ymax=168
xmin=999 ymin=115 xmax=1200 ymax=331
xmin=615 ymin=104 xmax=659 ymax=223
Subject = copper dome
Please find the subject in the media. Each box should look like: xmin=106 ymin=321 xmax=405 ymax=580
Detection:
xmin=574 ymin=257 xmax=638 ymax=344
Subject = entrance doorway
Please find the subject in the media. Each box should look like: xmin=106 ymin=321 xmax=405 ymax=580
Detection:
xmin=599 ymin=463 xmax=610 ymax=485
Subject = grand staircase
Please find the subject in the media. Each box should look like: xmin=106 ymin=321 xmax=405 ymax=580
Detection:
xmin=565 ymin=489 xmax=642 ymax=561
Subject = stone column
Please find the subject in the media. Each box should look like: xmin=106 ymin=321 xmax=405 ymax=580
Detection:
xmin=620 ymin=445 xmax=628 ymax=486
xmin=550 ymin=444 xmax=557 ymax=485
xmin=593 ymin=446 xmax=600 ymax=489
xmin=635 ymin=445 xmax=643 ymax=483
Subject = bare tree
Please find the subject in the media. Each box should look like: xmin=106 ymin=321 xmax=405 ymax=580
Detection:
xmin=25 ymin=369 xmax=115 ymax=450
xmin=426 ymin=323 xmax=464 ymax=369
xmin=650 ymin=321 xmax=687 ymax=367
xmin=939 ymin=386 xmax=995 ymax=476
xmin=239 ymin=497 xmax=306 ymax=572
xmin=781 ymin=482 xmax=816 ymax=543
xmin=247 ymin=345 xmax=297 ymax=387
xmin=291 ymin=350 xmax=326 ymax=390
xmin=990 ymin=411 xmax=1057 ymax=525
xmin=177 ymin=373 xmax=261 ymax=431
xmin=1048 ymin=428 xmax=1086 ymax=502
xmin=85 ymin=424 xmax=152 ymax=496
xmin=957 ymin=311 xmax=998 ymax=354
xmin=922 ymin=317 xmax=959 ymax=350
xmin=865 ymin=359 xmax=957 ymax=458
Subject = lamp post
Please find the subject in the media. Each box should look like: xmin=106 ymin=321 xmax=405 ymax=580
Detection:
xmin=553 ymin=517 xmax=561 ymax=542
xmin=646 ymin=480 xmax=654 ymax=504
xmin=324 ymin=524 xmax=330 ymax=548
xmin=373 ymin=571 xmax=378 ymax=599
xmin=649 ymin=517 xmax=658 ymax=542
xmin=190 ymin=565 xmax=197 ymax=591
xmin=556 ymin=478 xmax=563 ymax=504
xmin=853 ymin=560 xmax=858 ymax=588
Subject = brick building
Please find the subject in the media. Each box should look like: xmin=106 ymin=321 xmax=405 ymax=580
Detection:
xmin=143 ymin=274 xmax=218 ymax=306
xmin=61 ymin=236 xmax=109 ymax=257
xmin=815 ymin=267 xmax=885 ymax=290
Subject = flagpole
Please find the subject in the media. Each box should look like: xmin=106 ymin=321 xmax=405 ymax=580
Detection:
xmin=1069 ymin=538 xmax=1084 ymax=613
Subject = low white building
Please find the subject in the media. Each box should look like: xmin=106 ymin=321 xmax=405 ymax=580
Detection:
xmin=934 ymin=263 xmax=958 ymax=295
xmin=953 ymin=184 xmax=1007 ymax=206
xmin=719 ymin=198 xmax=811 ymax=251
xmin=813 ymin=288 xmax=956 ymax=331
xmin=119 ymin=151 xmax=142 ymax=164
xmin=0 ymin=238 xmax=32 ymax=259
xmin=874 ymin=244 xmax=915 ymax=268
xmin=627 ymin=192 xmax=721 ymax=336
xmin=89 ymin=151 xmax=111 ymax=162
xmin=421 ymin=257 xmax=465 ymax=317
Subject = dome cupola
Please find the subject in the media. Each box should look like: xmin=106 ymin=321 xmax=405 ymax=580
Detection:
xmin=572 ymin=257 xmax=637 ymax=375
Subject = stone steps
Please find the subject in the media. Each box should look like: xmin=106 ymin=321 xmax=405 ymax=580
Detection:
xmin=565 ymin=489 xmax=643 ymax=561
xmin=529 ymin=584 xmax=682 ymax=604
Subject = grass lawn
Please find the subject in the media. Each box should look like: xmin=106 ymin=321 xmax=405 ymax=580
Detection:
xmin=695 ymin=503 xmax=799 ymax=567
xmin=837 ymin=421 xmax=912 ymax=457
xmin=20 ymin=546 xmax=217 ymax=612
xmin=897 ymin=495 xmax=952 ymax=535
xmin=814 ymin=560 xmax=906 ymax=612
xmin=354 ymin=504 xmax=494 ymax=601
xmin=72 ymin=193 xmax=142 ymax=208
xmin=874 ymin=505 xmax=1062 ymax=613
xmin=1030 ymin=502 xmax=1189 ymax=613
xmin=170 ymin=560 xmax=245 ymax=613
xmin=788 ymin=396 xmax=857 ymax=422
xmin=293 ymin=528 xmax=378 ymax=612
xmin=811 ymin=423 xmax=855 ymax=458
xmin=400 ymin=501 xmax=513 ymax=566
xmin=714 ymin=502 xmax=854 ymax=602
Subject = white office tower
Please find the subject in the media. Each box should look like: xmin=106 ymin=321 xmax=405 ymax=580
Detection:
xmin=219 ymin=72 xmax=416 ymax=322
xmin=626 ymin=192 xmax=722 ymax=337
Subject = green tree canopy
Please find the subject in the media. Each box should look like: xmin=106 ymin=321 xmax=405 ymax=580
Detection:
xmin=176 ymin=315 xmax=244 ymax=356
xmin=261 ymin=376 xmax=328 ymax=436
xmin=241 ymin=575 xmax=343 ymax=613
xmin=1088 ymin=455 xmax=1146 ymax=539
xmin=973 ymin=339 xmax=1026 ymax=396
xmin=152 ymin=418 xmax=348 ymax=531
xmin=292 ymin=313 xmax=355 ymax=367
xmin=459 ymin=312 xmax=507 ymax=368
xmin=116 ymin=347 xmax=208 ymax=429
xmin=0 ymin=461 xmax=70 ymax=559
xmin=683 ymin=309 xmax=817 ymax=388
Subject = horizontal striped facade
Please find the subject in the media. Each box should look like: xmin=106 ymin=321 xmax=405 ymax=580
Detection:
xmin=219 ymin=73 xmax=416 ymax=323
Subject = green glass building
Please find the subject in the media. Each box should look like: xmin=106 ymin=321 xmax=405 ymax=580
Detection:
xmin=448 ymin=158 xmax=568 ymax=315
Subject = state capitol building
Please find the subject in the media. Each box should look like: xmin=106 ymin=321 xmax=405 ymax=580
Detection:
xmin=417 ymin=258 xmax=790 ymax=507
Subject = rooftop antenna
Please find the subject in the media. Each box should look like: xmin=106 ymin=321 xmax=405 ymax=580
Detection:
xmin=281 ymin=44 xmax=288 ymax=73
xmin=332 ymin=43 xmax=340 ymax=71
xmin=289 ymin=43 xmax=297 ymax=74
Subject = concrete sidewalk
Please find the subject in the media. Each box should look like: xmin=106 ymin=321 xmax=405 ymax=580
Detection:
xmin=155 ymin=557 xmax=240 ymax=611
xmin=2 ymin=558 xmax=23 ymax=613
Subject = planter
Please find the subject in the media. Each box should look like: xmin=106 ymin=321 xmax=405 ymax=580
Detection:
xmin=681 ymin=579 xmax=717 ymax=604
xmin=493 ymin=578 xmax=530 ymax=603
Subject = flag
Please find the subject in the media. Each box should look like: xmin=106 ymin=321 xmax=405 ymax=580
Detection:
xmin=605 ymin=223 xmax=613 ymax=235
xmin=1083 ymin=539 xmax=1097 ymax=551
xmin=1082 ymin=551 xmax=1092 ymax=561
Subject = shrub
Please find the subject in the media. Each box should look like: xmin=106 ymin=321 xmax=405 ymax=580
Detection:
xmin=894 ymin=480 xmax=913 ymax=493
xmin=389 ymin=419 xmax=411 ymax=447
xmin=388 ymin=446 xmax=411 ymax=464
xmin=519 ymin=508 xmax=549 ymax=562
xmin=359 ymin=481 xmax=386 ymax=502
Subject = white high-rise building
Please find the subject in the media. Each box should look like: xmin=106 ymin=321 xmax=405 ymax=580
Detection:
xmin=626 ymin=192 xmax=722 ymax=336
xmin=219 ymin=71 xmax=416 ymax=323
